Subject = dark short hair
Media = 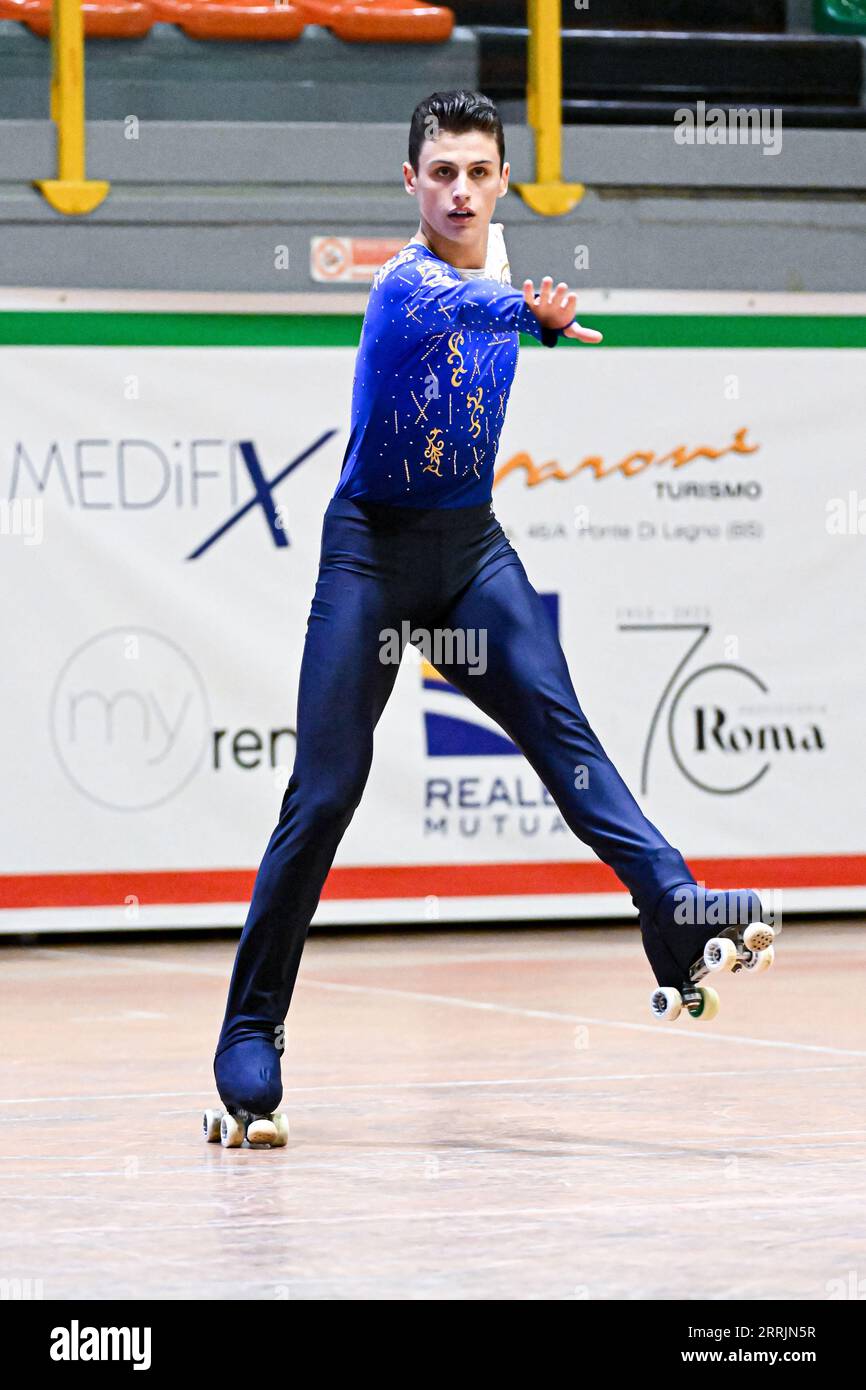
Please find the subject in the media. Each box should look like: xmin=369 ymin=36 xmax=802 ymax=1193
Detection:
xmin=408 ymin=90 xmax=505 ymax=173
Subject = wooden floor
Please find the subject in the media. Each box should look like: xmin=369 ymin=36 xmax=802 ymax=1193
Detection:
xmin=1 ymin=921 xmax=864 ymax=1301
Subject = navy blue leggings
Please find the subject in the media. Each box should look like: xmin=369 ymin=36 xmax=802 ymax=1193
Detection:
xmin=214 ymin=496 xmax=695 ymax=1112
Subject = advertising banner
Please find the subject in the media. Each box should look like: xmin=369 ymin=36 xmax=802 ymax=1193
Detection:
xmin=1 ymin=291 xmax=863 ymax=930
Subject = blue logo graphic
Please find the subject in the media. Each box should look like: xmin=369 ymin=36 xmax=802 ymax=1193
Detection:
xmin=187 ymin=432 xmax=338 ymax=560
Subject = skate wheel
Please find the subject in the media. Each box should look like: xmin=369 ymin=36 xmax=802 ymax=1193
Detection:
xmin=703 ymin=936 xmax=738 ymax=973
xmin=754 ymin=890 xmax=781 ymax=937
xmin=687 ymin=985 xmax=719 ymax=1021
xmin=744 ymin=921 xmax=775 ymax=952
xmin=271 ymin=1113 xmax=289 ymax=1147
xmin=650 ymin=986 xmax=682 ymax=1021
xmin=247 ymin=1119 xmax=279 ymax=1147
xmin=220 ymin=1113 xmax=245 ymax=1148
xmin=202 ymin=1108 xmax=223 ymax=1143
xmin=744 ymin=945 xmax=774 ymax=974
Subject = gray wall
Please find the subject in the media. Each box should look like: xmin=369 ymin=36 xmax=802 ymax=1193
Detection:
xmin=1 ymin=119 xmax=864 ymax=292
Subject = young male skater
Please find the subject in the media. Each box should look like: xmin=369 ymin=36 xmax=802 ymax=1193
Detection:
xmin=207 ymin=91 xmax=773 ymax=1147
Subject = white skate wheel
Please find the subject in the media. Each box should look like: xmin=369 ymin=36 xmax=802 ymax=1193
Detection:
xmin=704 ymin=936 xmax=738 ymax=972
xmin=650 ymin=986 xmax=682 ymax=1021
xmin=688 ymin=985 xmax=719 ymax=1021
xmin=271 ymin=1113 xmax=289 ymax=1146
xmin=202 ymin=1108 xmax=223 ymax=1143
xmin=744 ymin=922 xmax=775 ymax=952
xmin=754 ymin=891 xmax=781 ymax=936
xmin=745 ymin=945 xmax=774 ymax=973
xmin=247 ymin=1119 xmax=278 ymax=1147
xmin=220 ymin=1112 xmax=245 ymax=1148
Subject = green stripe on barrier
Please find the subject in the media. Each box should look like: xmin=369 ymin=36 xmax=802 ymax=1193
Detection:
xmin=0 ymin=312 xmax=864 ymax=348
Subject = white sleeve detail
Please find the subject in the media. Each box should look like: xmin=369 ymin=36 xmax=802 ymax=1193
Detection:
xmin=453 ymin=223 xmax=511 ymax=287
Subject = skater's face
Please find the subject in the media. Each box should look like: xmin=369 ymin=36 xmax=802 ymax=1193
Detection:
xmin=403 ymin=129 xmax=509 ymax=265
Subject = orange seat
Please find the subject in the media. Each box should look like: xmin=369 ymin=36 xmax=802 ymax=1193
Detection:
xmin=1 ymin=0 xmax=156 ymax=37
xmin=0 ymin=0 xmax=448 ymax=44
xmin=296 ymin=0 xmax=453 ymax=43
xmin=150 ymin=0 xmax=305 ymax=41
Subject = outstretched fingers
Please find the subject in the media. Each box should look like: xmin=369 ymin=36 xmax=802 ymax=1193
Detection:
xmin=523 ymin=276 xmax=603 ymax=343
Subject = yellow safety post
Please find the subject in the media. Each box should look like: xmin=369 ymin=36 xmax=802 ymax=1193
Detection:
xmin=515 ymin=0 xmax=584 ymax=215
xmin=33 ymin=0 xmax=110 ymax=215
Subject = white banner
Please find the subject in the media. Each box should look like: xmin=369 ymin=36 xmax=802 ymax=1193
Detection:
xmin=1 ymin=294 xmax=864 ymax=929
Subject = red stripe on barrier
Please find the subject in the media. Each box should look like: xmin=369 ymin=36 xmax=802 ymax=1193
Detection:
xmin=0 ymin=855 xmax=864 ymax=909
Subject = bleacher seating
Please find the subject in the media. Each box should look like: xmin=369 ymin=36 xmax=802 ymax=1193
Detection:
xmin=452 ymin=1 xmax=787 ymax=32
xmin=0 ymin=0 xmax=155 ymax=35
xmin=0 ymin=0 xmax=453 ymax=40
xmin=151 ymin=1 xmax=305 ymax=43
xmin=0 ymin=0 xmax=862 ymax=128
xmin=298 ymin=0 xmax=453 ymax=42
xmin=1 ymin=0 xmax=862 ymax=295
xmin=473 ymin=7 xmax=866 ymax=130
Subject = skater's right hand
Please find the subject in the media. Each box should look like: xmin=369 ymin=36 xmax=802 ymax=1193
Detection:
xmin=522 ymin=277 xmax=603 ymax=343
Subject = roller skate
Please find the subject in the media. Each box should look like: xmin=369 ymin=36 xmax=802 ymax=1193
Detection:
xmin=642 ymin=884 xmax=779 ymax=1023
xmin=203 ymin=1106 xmax=289 ymax=1149
xmin=205 ymin=1032 xmax=289 ymax=1149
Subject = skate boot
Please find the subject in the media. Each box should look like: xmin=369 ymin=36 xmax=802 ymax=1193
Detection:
xmin=204 ymin=1032 xmax=289 ymax=1149
xmin=642 ymin=884 xmax=779 ymax=1023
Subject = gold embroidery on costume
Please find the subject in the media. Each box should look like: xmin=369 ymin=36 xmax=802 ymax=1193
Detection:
xmin=423 ymin=429 xmax=445 ymax=476
xmin=467 ymin=386 xmax=484 ymax=439
xmin=448 ymin=331 xmax=466 ymax=388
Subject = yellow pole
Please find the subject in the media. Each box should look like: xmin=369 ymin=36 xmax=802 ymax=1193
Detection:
xmin=34 ymin=0 xmax=110 ymax=215
xmin=516 ymin=0 xmax=584 ymax=215
xmin=526 ymin=0 xmax=538 ymax=131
